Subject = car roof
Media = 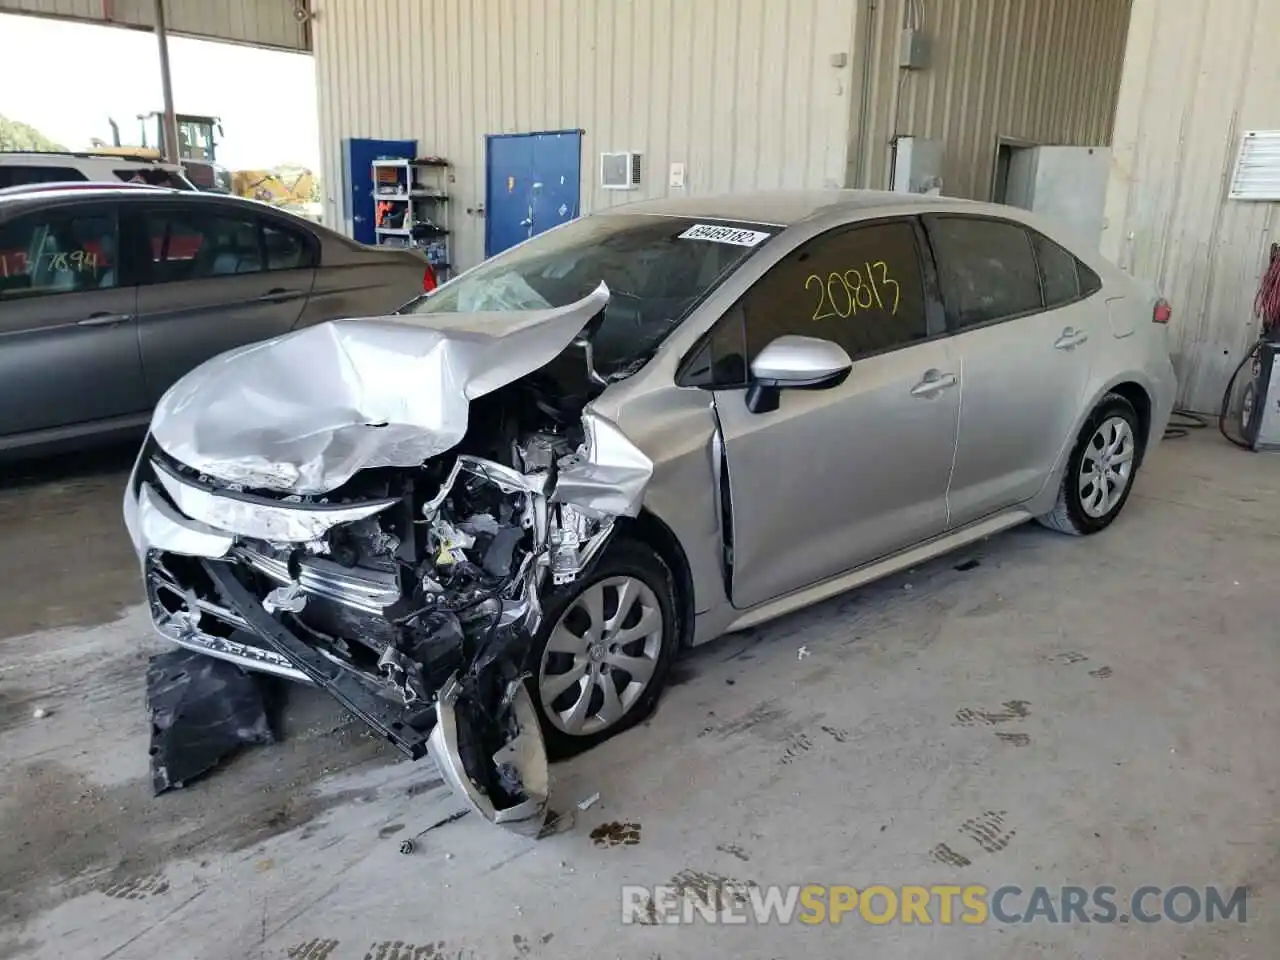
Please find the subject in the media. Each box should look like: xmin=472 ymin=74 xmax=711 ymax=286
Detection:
xmin=0 ymin=186 xmax=294 ymax=221
xmin=601 ymin=189 xmax=985 ymax=227
xmin=0 ymin=150 xmax=177 ymax=168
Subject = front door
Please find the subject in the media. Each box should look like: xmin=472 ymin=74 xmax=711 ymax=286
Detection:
xmin=133 ymin=203 xmax=314 ymax=401
xmin=0 ymin=201 xmax=147 ymax=437
xmin=705 ymin=218 xmax=959 ymax=610
xmin=342 ymin=138 xmax=417 ymax=245
xmin=925 ymin=216 xmax=1099 ymax=526
xmin=485 ymin=131 xmax=581 ymax=257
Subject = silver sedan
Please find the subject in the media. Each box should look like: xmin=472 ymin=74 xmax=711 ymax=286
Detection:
xmin=124 ymin=189 xmax=1176 ymax=831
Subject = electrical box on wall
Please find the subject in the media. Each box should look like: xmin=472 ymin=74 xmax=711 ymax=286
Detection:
xmin=600 ymin=152 xmax=643 ymax=190
xmin=899 ymin=29 xmax=929 ymax=69
xmin=892 ymin=137 xmax=944 ymax=195
xmin=999 ymin=145 xmax=1110 ymax=248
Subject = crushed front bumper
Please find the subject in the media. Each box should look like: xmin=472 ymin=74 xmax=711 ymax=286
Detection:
xmin=123 ymin=445 xmax=551 ymax=830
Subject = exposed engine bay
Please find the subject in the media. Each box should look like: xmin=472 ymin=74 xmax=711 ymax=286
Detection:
xmin=124 ymin=286 xmax=653 ymax=834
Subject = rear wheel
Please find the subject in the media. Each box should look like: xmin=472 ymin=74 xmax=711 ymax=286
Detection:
xmin=1037 ymin=393 xmax=1143 ymax=536
xmin=529 ymin=538 xmax=678 ymax=758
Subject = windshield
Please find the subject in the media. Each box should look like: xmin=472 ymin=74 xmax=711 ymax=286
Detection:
xmin=401 ymin=215 xmax=773 ymax=376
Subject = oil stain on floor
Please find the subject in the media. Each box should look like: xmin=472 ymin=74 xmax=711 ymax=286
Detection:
xmin=590 ymin=821 xmax=642 ymax=847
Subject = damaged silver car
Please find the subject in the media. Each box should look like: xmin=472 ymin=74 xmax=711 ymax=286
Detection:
xmin=125 ymin=191 xmax=1177 ymax=832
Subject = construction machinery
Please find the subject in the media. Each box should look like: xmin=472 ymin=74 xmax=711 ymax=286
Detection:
xmin=92 ymin=113 xmax=233 ymax=193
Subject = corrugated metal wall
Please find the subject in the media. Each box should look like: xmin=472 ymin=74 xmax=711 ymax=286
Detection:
xmin=313 ymin=0 xmax=861 ymax=269
xmin=850 ymin=0 xmax=1131 ymax=198
xmin=1102 ymin=0 xmax=1278 ymax=413
xmin=0 ymin=0 xmax=310 ymax=50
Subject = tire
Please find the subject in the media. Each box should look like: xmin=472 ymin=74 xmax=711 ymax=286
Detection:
xmin=1036 ymin=393 xmax=1143 ymax=536
xmin=528 ymin=537 xmax=679 ymax=759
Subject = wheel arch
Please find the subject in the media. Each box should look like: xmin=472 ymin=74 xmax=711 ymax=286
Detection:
xmin=1030 ymin=373 xmax=1157 ymax=516
xmin=1105 ymin=380 xmax=1153 ymax=464
xmin=616 ymin=508 xmax=697 ymax=648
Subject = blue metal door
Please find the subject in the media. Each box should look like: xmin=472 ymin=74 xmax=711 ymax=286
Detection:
xmin=485 ymin=131 xmax=581 ymax=257
xmin=342 ymin=137 xmax=416 ymax=245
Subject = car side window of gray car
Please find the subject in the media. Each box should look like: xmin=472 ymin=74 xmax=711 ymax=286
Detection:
xmin=143 ymin=208 xmax=316 ymax=283
xmin=262 ymin=221 xmax=315 ymax=270
xmin=0 ymin=208 xmax=120 ymax=300
xmin=145 ymin=207 xmax=265 ymax=283
xmin=680 ymin=219 xmax=930 ymax=388
xmin=926 ymin=216 xmax=1044 ymax=330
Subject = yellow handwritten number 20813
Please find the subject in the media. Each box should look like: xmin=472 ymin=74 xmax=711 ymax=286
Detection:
xmin=805 ymin=261 xmax=900 ymax=321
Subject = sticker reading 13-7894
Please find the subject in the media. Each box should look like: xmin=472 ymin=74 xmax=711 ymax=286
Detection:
xmin=806 ymin=261 xmax=900 ymax=320
xmin=678 ymin=223 xmax=772 ymax=247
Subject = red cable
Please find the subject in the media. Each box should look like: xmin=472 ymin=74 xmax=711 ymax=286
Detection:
xmin=1254 ymin=249 xmax=1280 ymax=333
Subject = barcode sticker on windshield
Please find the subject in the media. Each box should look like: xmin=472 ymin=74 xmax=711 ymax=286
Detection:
xmin=678 ymin=224 xmax=772 ymax=247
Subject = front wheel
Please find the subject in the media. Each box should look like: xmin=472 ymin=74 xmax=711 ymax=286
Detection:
xmin=1037 ymin=393 xmax=1143 ymax=536
xmin=529 ymin=538 xmax=678 ymax=758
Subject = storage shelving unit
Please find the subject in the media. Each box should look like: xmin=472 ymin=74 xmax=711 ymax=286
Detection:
xmin=372 ymin=157 xmax=451 ymax=280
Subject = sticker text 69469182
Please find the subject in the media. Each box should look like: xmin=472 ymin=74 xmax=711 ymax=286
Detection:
xmin=806 ymin=261 xmax=900 ymax=321
xmin=678 ymin=223 xmax=772 ymax=247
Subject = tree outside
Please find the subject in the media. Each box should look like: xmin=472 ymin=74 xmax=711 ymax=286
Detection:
xmin=0 ymin=114 xmax=66 ymax=152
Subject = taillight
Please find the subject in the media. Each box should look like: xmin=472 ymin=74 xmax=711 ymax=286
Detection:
xmin=1153 ymin=298 xmax=1172 ymax=324
xmin=423 ymin=264 xmax=437 ymax=293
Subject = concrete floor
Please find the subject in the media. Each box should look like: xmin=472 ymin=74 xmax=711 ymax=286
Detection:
xmin=0 ymin=431 xmax=1276 ymax=960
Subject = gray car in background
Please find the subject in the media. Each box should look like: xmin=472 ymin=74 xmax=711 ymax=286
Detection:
xmin=0 ymin=186 xmax=431 ymax=456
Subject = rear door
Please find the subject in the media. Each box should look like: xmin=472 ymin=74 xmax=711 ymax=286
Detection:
xmin=925 ymin=215 xmax=1101 ymax=527
xmin=132 ymin=201 xmax=317 ymax=401
xmin=0 ymin=200 xmax=146 ymax=437
xmin=696 ymin=218 xmax=959 ymax=609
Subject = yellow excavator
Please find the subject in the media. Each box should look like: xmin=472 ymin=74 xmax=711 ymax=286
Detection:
xmin=231 ymin=166 xmax=320 ymax=220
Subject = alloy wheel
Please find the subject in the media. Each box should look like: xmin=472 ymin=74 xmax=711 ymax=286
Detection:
xmin=537 ymin=575 xmax=664 ymax=737
xmin=1078 ymin=415 xmax=1136 ymax=519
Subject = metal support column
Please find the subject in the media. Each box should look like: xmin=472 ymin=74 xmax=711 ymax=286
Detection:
xmin=153 ymin=0 xmax=180 ymax=163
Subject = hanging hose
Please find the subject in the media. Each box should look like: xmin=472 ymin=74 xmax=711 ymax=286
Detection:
xmin=1218 ymin=339 xmax=1262 ymax=449
xmin=1214 ymin=244 xmax=1280 ymax=449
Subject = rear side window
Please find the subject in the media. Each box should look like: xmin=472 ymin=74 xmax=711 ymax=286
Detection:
xmin=145 ymin=207 xmax=263 ymax=282
xmin=928 ymin=216 xmax=1042 ymax=330
xmin=114 ymin=168 xmax=188 ymax=189
xmin=0 ymin=165 xmax=88 ymax=188
xmin=1078 ymin=261 xmax=1102 ymax=298
xmin=0 ymin=208 xmax=119 ymax=299
xmin=263 ymin=221 xmax=314 ymax=270
xmin=143 ymin=207 xmax=314 ymax=283
xmin=1029 ymin=230 xmax=1080 ymax=307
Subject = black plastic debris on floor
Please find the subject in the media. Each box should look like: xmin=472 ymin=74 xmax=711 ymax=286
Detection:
xmin=146 ymin=649 xmax=275 ymax=796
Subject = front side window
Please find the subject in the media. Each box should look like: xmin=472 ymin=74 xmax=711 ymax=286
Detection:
xmin=683 ymin=220 xmax=928 ymax=387
xmin=145 ymin=207 xmax=263 ymax=282
xmin=0 ymin=208 xmax=119 ymax=300
xmin=928 ymin=216 xmax=1042 ymax=330
xmin=400 ymin=215 xmax=772 ymax=377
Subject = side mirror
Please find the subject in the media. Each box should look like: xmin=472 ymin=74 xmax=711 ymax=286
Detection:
xmin=745 ymin=335 xmax=853 ymax=414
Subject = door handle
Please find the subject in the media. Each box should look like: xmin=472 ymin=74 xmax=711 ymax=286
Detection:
xmin=1054 ymin=327 xmax=1089 ymax=350
xmin=77 ymin=312 xmax=132 ymax=327
xmin=257 ymin=288 xmax=302 ymax=303
xmin=910 ymin=370 xmax=959 ymax=398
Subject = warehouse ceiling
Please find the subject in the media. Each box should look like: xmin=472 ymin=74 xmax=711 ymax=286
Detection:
xmin=0 ymin=0 xmax=311 ymax=52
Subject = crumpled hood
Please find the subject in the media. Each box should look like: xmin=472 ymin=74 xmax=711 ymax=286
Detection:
xmin=150 ymin=284 xmax=610 ymax=495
